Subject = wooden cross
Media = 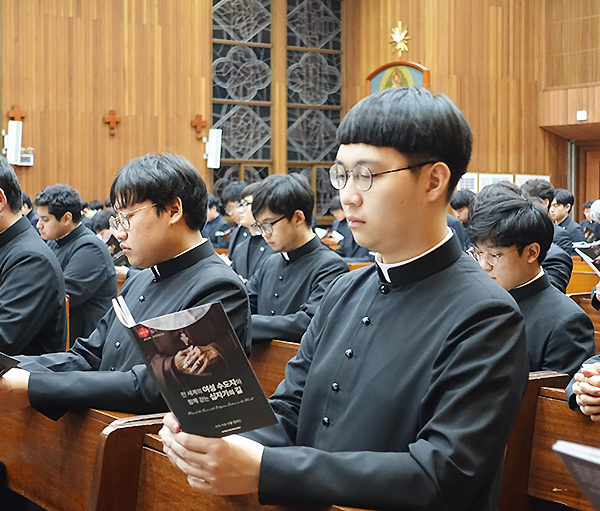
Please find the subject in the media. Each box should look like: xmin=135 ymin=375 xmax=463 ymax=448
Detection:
xmin=103 ymin=110 xmax=121 ymax=135
xmin=8 ymin=105 xmax=26 ymax=121
xmin=191 ymin=114 xmax=207 ymax=139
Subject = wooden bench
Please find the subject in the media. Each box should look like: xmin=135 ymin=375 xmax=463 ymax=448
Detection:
xmin=250 ymin=339 xmax=300 ymax=397
xmin=498 ymin=371 xmax=570 ymax=511
xmin=566 ymin=271 xmax=599 ymax=294
xmin=528 ymin=386 xmax=600 ymax=511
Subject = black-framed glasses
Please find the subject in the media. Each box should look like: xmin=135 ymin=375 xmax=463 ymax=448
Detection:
xmin=236 ymin=200 xmax=253 ymax=211
xmin=109 ymin=203 xmax=157 ymax=231
xmin=251 ymin=215 xmax=286 ymax=236
xmin=329 ymin=161 xmax=436 ymax=191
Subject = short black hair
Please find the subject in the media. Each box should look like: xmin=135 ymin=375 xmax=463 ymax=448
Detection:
xmin=90 ymin=209 xmax=115 ymax=234
xmin=21 ymin=192 xmax=32 ymax=209
xmin=207 ymin=194 xmax=220 ymax=209
xmin=337 ymin=87 xmax=472 ymax=200
xmin=450 ymin=189 xmax=475 ymax=210
xmin=88 ymin=200 xmax=104 ymax=211
xmin=252 ymin=173 xmax=314 ymax=226
xmin=104 ymin=198 xmax=112 ymax=208
xmin=469 ymin=187 xmax=553 ymax=263
xmin=109 ymin=153 xmax=207 ymax=231
xmin=0 ymin=157 xmax=23 ymax=212
xmin=330 ymin=196 xmax=342 ymax=211
xmin=220 ymin=181 xmax=247 ymax=205
xmin=553 ymin=188 xmax=574 ymax=210
xmin=240 ymin=182 xmax=262 ymax=200
xmin=34 ymin=184 xmax=83 ymax=223
xmin=584 ymin=200 xmax=595 ymax=209
xmin=521 ymin=179 xmax=554 ymax=206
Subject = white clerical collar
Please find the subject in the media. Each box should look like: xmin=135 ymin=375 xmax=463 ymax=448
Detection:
xmin=375 ymin=228 xmax=454 ymax=283
xmin=513 ymin=267 xmax=545 ymax=289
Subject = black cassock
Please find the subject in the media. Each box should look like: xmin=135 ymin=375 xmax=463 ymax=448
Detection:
xmin=228 ymin=225 xmax=249 ymax=259
xmin=201 ymin=213 xmax=230 ymax=249
xmin=509 ymin=272 xmax=594 ymax=377
xmin=246 ymin=236 xmax=348 ymax=343
xmin=230 ymin=233 xmax=273 ymax=280
xmin=48 ymin=223 xmax=117 ymax=342
xmin=541 ymin=242 xmax=573 ymax=293
xmin=245 ymin=235 xmax=528 ymax=510
xmin=558 ymin=215 xmax=586 ymax=245
xmin=16 ymin=241 xmax=250 ymax=420
xmin=0 ymin=217 xmax=66 ymax=354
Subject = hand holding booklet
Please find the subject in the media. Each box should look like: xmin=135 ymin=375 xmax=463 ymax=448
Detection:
xmin=0 ymin=352 xmax=19 ymax=377
xmin=112 ymin=296 xmax=276 ymax=437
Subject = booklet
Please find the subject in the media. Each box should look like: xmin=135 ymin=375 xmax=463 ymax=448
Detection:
xmin=574 ymin=241 xmax=600 ymax=277
xmin=0 ymin=352 xmax=19 ymax=376
xmin=553 ymin=440 xmax=600 ymax=509
xmin=112 ymin=296 xmax=276 ymax=437
xmin=105 ymin=234 xmax=128 ymax=266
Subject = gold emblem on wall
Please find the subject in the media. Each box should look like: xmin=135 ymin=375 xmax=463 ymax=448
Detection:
xmin=390 ymin=21 xmax=410 ymax=58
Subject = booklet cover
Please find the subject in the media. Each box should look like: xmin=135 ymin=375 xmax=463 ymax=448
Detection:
xmin=105 ymin=234 xmax=128 ymax=266
xmin=574 ymin=241 xmax=600 ymax=277
xmin=0 ymin=352 xmax=19 ymax=376
xmin=553 ymin=440 xmax=600 ymax=509
xmin=112 ymin=296 xmax=276 ymax=437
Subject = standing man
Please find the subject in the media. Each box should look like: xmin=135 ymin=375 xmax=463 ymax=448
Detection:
xmin=0 ymin=158 xmax=66 ymax=355
xmin=160 ymin=88 xmax=528 ymax=510
xmin=35 ymin=184 xmax=118 ymax=343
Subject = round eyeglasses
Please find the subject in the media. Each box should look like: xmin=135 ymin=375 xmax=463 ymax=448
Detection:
xmin=329 ymin=161 xmax=436 ymax=191
xmin=109 ymin=203 xmax=157 ymax=231
xmin=251 ymin=215 xmax=286 ymax=236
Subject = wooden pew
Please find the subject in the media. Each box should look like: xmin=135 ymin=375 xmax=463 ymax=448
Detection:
xmin=250 ymin=339 xmax=300 ymax=397
xmin=569 ymin=292 xmax=600 ymax=353
xmin=528 ymin=386 xmax=600 ymax=511
xmin=0 ymin=407 xmax=133 ymax=511
xmin=566 ymin=270 xmax=599 ymax=294
xmin=498 ymin=371 xmax=570 ymax=511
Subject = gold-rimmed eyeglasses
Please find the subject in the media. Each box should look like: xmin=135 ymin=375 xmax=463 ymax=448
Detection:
xmin=109 ymin=203 xmax=157 ymax=231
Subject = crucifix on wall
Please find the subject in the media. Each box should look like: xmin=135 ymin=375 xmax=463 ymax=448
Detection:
xmin=103 ymin=110 xmax=121 ymax=136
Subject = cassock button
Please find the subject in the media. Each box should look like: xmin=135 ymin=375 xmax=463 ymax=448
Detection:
xmin=260 ymin=247 xmax=265 ymax=252
xmin=331 ymin=382 xmax=340 ymax=391
xmin=345 ymin=348 xmax=353 ymax=358
xmin=322 ymin=417 xmax=330 ymax=426
xmin=274 ymin=293 xmax=279 ymax=298
xmin=361 ymin=316 xmax=371 ymax=326
xmin=270 ymin=310 xmax=276 ymax=315
xmin=110 ymin=367 xmax=115 ymax=371
xmin=115 ymin=342 xmax=121 ymax=349
xmin=380 ymin=285 xmax=389 ymax=294
xmin=139 ymin=296 xmax=145 ymax=302
xmin=278 ymin=275 xmax=283 ymax=281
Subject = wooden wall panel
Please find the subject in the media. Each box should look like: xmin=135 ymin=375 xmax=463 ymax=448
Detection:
xmin=1 ymin=0 xmax=212 ymax=202
xmin=342 ymin=0 xmax=568 ymax=187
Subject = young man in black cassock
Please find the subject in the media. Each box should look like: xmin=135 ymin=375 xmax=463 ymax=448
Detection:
xmin=159 ymin=88 xmax=529 ymax=510
xmin=0 ymin=158 xmax=66 ymax=355
xmin=245 ymin=173 xmax=348 ymax=343
xmin=0 ymin=153 xmax=250 ymax=421
xmin=202 ymin=194 xmax=230 ymax=249
xmin=469 ymin=185 xmax=594 ymax=377
xmin=34 ymin=184 xmax=118 ymax=343
xmin=550 ymin=188 xmax=586 ymax=244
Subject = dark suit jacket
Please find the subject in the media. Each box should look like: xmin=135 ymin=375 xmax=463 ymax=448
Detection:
xmin=558 ymin=216 xmax=586 ymax=245
xmin=541 ymin=243 xmax=573 ymax=293
xmin=202 ymin=214 xmax=231 ymax=249
xmin=553 ymin=223 xmax=576 ymax=255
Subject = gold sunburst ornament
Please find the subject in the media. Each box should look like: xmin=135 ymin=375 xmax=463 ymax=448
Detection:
xmin=390 ymin=21 xmax=410 ymax=57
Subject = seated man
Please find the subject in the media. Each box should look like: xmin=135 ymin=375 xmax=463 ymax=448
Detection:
xmin=449 ymin=188 xmax=475 ymax=226
xmin=550 ymin=188 xmax=586 ymax=245
xmin=469 ymin=186 xmax=594 ymax=377
xmin=0 ymin=158 xmax=66 ymax=355
xmin=228 ymin=182 xmax=274 ymax=281
xmin=0 ymin=153 xmax=250 ymax=420
xmin=35 ymin=184 xmax=118 ymax=343
xmin=329 ymin=196 xmax=372 ymax=262
xmin=247 ymin=173 xmax=348 ymax=343
xmin=522 ymin=178 xmax=575 ymax=255
xmin=221 ymin=180 xmax=248 ymax=259
xmin=20 ymin=192 xmax=39 ymax=232
xmin=202 ymin=194 xmax=230 ymax=249
xmin=159 ymin=87 xmax=529 ymax=510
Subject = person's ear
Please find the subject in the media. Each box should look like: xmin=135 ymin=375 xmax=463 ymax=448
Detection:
xmin=292 ymin=209 xmax=306 ymax=226
xmin=566 ymin=203 xmax=572 ymax=213
xmin=60 ymin=211 xmax=73 ymax=224
xmin=525 ymin=242 xmax=541 ymax=264
xmin=167 ymin=197 xmax=184 ymax=225
xmin=422 ymin=162 xmax=451 ymax=202
xmin=0 ymin=188 xmax=8 ymax=213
